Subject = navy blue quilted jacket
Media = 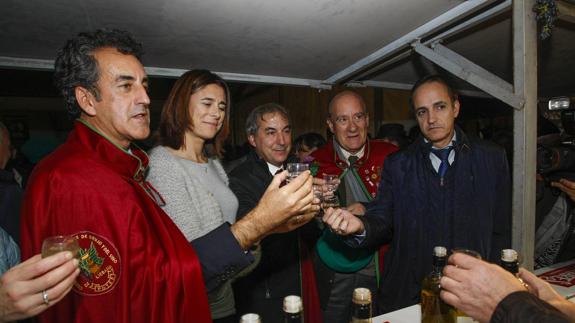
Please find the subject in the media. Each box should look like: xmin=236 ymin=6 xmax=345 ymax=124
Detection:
xmin=358 ymin=127 xmax=511 ymax=314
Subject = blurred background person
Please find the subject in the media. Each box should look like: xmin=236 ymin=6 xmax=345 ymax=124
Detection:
xmin=375 ymin=123 xmax=409 ymax=149
xmin=293 ymin=132 xmax=326 ymax=162
xmin=535 ymin=115 xmax=575 ymax=269
xmin=0 ymin=122 xmax=22 ymax=245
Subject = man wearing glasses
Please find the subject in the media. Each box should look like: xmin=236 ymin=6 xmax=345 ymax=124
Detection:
xmin=309 ymin=90 xmax=397 ymax=323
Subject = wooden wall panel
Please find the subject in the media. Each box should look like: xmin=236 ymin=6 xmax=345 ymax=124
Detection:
xmin=227 ymin=85 xmax=398 ymax=146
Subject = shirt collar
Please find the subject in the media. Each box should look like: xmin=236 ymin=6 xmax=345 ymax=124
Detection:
xmin=340 ymin=144 xmax=366 ymax=164
xmin=267 ymin=162 xmax=283 ymax=175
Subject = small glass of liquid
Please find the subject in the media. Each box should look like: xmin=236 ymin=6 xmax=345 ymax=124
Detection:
xmin=41 ymin=235 xmax=80 ymax=259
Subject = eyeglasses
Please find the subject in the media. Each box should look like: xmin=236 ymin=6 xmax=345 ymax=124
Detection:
xmin=332 ymin=112 xmax=366 ymax=126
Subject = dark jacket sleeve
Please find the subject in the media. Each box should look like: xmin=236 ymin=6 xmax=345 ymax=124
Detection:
xmin=491 ymin=291 xmax=572 ymax=323
xmin=191 ymin=224 xmax=254 ymax=292
xmin=489 ymin=147 xmax=512 ymax=261
xmin=354 ymin=157 xmax=396 ymax=249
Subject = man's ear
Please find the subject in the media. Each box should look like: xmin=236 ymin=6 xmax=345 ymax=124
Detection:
xmin=248 ymin=134 xmax=256 ymax=148
xmin=75 ymin=86 xmax=97 ymax=116
xmin=327 ymin=118 xmax=334 ymax=134
xmin=453 ymin=100 xmax=460 ymax=119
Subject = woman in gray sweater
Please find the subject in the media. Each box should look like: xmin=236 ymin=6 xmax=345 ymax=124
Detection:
xmin=147 ymin=70 xmax=254 ymax=322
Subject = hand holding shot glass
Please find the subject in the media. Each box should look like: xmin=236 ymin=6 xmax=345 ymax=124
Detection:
xmin=42 ymin=235 xmax=80 ymax=259
xmin=286 ymin=162 xmax=309 ymax=183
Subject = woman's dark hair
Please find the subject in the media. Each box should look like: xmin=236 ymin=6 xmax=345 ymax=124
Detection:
xmin=294 ymin=132 xmax=327 ymax=152
xmin=53 ymin=29 xmax=143 ymax=118
xmin=157 ymin=69 xmax=230 ymax=158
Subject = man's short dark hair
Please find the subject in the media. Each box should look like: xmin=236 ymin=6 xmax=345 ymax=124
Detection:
xmin=245 ymin=103 xmax=290 ymax=136
xmin=410 ymin=75 xmax=459 ymax=110
xmin=53 ymin=29 xmax=143 ymax=118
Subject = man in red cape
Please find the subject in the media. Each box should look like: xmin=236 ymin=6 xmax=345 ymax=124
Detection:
xmin=309 ymin=91 xmax=398 ymax=322
xmin=20 ymin=30 xmax=212 ymax=322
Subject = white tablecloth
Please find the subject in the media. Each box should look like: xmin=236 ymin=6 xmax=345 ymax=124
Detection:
xmin=372 ymin=304 xmax=420 ymax=323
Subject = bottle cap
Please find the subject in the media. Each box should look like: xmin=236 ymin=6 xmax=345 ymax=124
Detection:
xmin=501 ymin=249 xmax=518 ymax=262
xmin=283 ymin=295 xmax=303 ymax=314
xmin=433 ymin=246 xmax=447 ymax=257
xmin=352 ymin=287 xmax=372 ymax=304
xmin=240 ymin=313 xmax=261 ymax=323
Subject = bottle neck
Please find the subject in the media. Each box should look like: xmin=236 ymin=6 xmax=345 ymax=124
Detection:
xmin=501 ymin=260 xmax=519 ymax=275
xmin=431 ymin=255 xmax=447 ymax=274
xmin=284 ymin=312 xmax=302 ymax=323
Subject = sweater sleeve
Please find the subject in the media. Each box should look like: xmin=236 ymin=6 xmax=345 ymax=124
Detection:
xmin=491 ymin=291 xmax=572 ymax=323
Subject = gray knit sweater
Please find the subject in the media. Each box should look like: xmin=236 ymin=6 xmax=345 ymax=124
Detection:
xmin=147 ymin=146 xmax=237 ymax=241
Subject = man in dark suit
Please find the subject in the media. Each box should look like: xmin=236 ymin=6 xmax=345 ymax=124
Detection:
xmin=323 ymin=75 xmax=511 ymax=314
xmin=229 ymin=103 xmax=321 ymax=322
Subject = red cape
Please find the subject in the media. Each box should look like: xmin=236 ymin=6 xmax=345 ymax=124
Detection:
xmin=20 ymin=121 xmax=211 ymax=323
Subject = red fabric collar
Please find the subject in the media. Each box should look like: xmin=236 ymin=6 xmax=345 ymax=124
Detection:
xmin=74 ymin=120 xmax=149 ymax=182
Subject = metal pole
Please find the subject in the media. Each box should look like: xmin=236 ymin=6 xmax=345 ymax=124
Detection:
xmin=512 ymin=0 xmax=538 ymax=269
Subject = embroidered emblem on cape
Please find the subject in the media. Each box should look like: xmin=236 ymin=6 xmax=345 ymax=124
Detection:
xmin=539 ymin=263 xmax=575 ymax=287
xmin=73 ymin=231 xmax=121 ymax=296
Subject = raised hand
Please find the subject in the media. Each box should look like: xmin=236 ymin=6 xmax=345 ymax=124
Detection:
xmin=0 ymin=252 xmax=79 ymax=322
xmin=322 ymin=207 xmax=364 ymax=236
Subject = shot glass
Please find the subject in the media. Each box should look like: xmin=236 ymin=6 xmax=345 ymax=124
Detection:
xmin=286 ymin=163 xmax=309 ymax=183
xmin=41 ymin=235 xmax=80 ymax=259
xmin=322 ymin=174 xmax=340 ymax=209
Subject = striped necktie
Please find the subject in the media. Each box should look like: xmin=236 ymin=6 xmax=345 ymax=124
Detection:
xmin=432 ymin=147 xmax=453 ymax=178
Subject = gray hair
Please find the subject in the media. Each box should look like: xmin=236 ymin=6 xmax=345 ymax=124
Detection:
xmin=245 ymin=103 xmax=290 ymax=136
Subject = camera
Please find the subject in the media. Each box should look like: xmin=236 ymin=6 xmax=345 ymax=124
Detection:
xmin=537 ymin=97 xmax=575 ymax=182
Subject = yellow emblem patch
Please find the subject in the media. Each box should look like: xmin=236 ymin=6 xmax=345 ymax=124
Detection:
xmin=73 ymin=231 xmax=121 ymax=296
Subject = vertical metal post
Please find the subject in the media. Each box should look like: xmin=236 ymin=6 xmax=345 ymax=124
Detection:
xmin=512 ymin=0 xmax=538 ymax=269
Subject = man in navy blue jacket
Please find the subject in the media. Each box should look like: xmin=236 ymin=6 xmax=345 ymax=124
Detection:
xmin=323 ymin=75 xmax=511 ymax=314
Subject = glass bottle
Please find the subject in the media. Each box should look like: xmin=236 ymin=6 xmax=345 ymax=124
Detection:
xmin=283 ymin=295 xmax=303 ymax=323
xmin=501 ymin=249 xmax=528 ymax=288
xmin=501 ymin=249 xmax=519 ymax=274
xmin=240 ymin=313 xmax=261 ymax=323
xmin=351 ymin=287 xmax=372 ymax=323
xmin=421 ymin=246 xmax=455 ymax=323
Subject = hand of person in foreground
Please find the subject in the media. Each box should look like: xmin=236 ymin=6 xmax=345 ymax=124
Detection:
xmin=231 ymin=170 xmax=318 ymax=249
xmin=322 ymin=207 xmax=364 ymax=236
xmin=519 ymin=268 xmax=575 ymax=318
xmin=551 ymin=178 xmax=575 ymax=203
xmin=439 ymin=253 xmax=525 ymax=323
xmin=0 ymin=252 xmax=79 ymax=322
